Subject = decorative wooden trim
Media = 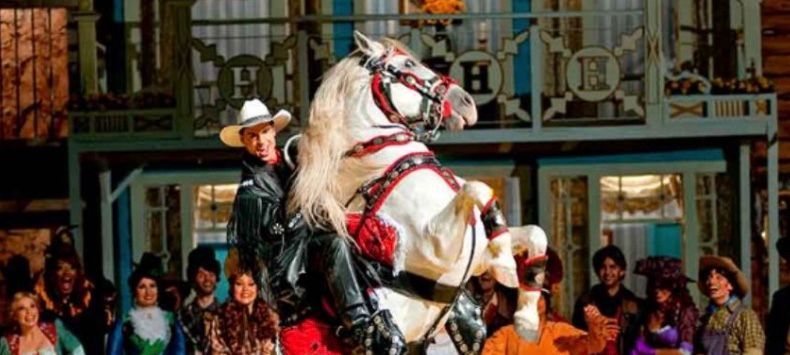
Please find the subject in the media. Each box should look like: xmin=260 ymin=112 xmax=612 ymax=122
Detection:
xmin=0 ymin=0 xmax=79 ymax=9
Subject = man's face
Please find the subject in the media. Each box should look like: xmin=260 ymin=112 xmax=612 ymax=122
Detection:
xmin=597 ymin=257 xmax=625 ymax=288
xmin=193 ymin=267 xmax=217 ymax=296
xmin=705 ymin=269 xmax=733 ymax=305
xmin=241 ymin=123 xmax=277 ymax=164
xmin=478 ymin=271 xmax=496 ymax=293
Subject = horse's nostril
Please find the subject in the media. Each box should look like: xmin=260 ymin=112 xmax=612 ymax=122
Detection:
xmin=463 ymin=94 xmax=473 ymax=105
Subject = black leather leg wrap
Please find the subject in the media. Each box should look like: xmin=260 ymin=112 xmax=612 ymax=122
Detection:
xmin=445 ymin=289 xmax=486 ymax=354
xmin=521 ymin=259 xmax=547 ymax=289
xmin=481 ymin=200 xmax=508 ymax=239
xmin=349 ymin=309 xmax=407 ymax=355
xmin=310 ymin=234 xmax=369 ymax=326
xmin=310 ymin=234 xmax=406 ymax=354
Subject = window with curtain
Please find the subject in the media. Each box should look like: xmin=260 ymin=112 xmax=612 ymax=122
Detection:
xmin=600 ymin=174 xmax=683 ymax=222
xmin=193 ymin=183 xmax=237 ymax=244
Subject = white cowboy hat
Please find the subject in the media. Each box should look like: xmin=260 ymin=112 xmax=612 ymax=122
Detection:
xmin=219 ymin=99 xmax=292 ymax=147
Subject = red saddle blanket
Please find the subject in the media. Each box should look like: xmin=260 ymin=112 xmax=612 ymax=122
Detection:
xmin=346 ymin=213 xmax=398 ymax=267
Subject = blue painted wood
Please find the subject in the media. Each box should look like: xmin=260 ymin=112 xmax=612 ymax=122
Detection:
xmin=202 ymin=243 xmax=229 ymax=303
xmin=512 ymin=0 xmax=530 ymax=95
xmin=333 ymin=0 xmax=353 ymax=57
xmin=116 ymin=188 xmax=132 ymax=313
xmin=647 ymin=223 xmax=682 ymax=258
xmin=112 ymin=0 xmax=123 ymax=22
xmin=538 ymin=149 xmax=724 ymax=166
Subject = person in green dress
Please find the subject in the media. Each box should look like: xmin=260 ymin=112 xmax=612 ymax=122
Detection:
xmin=106 ymin=253 xmax=185 ymax=355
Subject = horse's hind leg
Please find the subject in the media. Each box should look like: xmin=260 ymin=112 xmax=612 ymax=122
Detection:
xmin=462 ymin=181 xmax=519 ymax=288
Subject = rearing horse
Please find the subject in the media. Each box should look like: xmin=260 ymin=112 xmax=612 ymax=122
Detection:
xmin=288 ymin=31 xmax=546 ymax=349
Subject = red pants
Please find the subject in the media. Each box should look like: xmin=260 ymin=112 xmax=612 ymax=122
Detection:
xmin=280 ymin=317 xmax=348 ymax=355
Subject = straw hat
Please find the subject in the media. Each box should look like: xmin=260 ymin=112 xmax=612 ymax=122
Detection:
xmin=634 ymin=256 xmax=693 ymax=288
xmin=697 ymin=255 xmax=749 ymax=298
xmin=219 ymin=99 xmax=291 ymax=147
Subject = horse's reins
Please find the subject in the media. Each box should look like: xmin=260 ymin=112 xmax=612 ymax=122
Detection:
xmin=363 ymin=48 xmax=456 ymax=143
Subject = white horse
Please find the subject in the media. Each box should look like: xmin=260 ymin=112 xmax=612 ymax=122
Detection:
xmin=288 ymin=31 xmax=547 ymax=346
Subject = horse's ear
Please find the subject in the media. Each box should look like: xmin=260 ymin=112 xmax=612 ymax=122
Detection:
xmin=353 ymin=31 xmax=385 ymax=57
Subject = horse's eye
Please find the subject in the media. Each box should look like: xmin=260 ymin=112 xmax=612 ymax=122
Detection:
xmin=404 ymin=59 xmax=416 ymax=68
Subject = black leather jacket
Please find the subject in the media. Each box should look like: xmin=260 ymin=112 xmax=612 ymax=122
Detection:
xmin=226 ymin=152 xmax=313 ymax=314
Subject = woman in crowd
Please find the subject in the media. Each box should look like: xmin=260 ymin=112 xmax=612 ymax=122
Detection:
xmin=0 ymin=292 xmax=84 ymax=355
xmin=205 ymin=263 xmax=279 ymax=355
xmin=35 ymin=229 xmax=114 ymax=355
xmin=631 ymin=256 xmax=698 ymax=355
xmin=106 ymin=253 xmax=185 ymax=355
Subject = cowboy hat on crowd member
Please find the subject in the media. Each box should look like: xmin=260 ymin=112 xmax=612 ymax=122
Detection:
xmin=219 ymin=98 xmax=292 ymax=147
xmin=695 ymin=255 xmax=765 ymax=354
xmin=697 ymin=255 xmax=750 ymax=299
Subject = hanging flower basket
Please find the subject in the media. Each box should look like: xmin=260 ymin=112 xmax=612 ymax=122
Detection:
xmin=419 ymin=0 xmax=465 ymax=26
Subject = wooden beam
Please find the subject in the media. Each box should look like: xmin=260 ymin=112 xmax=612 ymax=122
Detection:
xmin=0 ymin=0 xmax=79 ymax=8
xmin=0 ymin=198 xmax=71 ymax=213
xmin=761 ymin=14 xmax=790 ymax=30
xmin=762 ymin=0 xmax=790 ymax=13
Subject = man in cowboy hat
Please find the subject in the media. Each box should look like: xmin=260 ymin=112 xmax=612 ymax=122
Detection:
xmin=694 ymin=255 xmax=764 ymax=355
xmin=766 ymin=237 xmax=790 ymax=354
xmin=223 ymin=99 xmax=405 ymax=354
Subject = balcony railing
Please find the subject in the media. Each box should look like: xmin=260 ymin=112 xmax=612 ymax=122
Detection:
xmin=68 ymin=1 xmax=775 ymax=143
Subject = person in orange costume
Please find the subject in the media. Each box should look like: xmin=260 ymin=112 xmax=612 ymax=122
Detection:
xmin=483 ymin=252 xmax=619 ymax=355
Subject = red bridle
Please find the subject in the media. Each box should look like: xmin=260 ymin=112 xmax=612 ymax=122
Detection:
xmin=364 ymin=48 xmax=456 ymax=142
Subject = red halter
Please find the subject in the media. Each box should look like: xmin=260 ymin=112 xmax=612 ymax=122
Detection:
xmin=364 ymin=48 xmax=456 ymax=142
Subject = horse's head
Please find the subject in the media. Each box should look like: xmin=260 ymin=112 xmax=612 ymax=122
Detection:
xmin=353 ymin=31 xmax=477 ymax=141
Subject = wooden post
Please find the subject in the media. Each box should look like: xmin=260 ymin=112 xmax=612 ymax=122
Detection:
xmin=739 ymin=143 xmax=752 ymax=305
xmin=73 ymin=11 xmax=100 ymax=94
xmin=100 ymin=171 xmax=114 ymax=282
xmin=162 ymin=0 xmax=196 ymax=138
xmin=68 ymin=143 xmax=83 ymax=259
xmin=644 ymin=0 xmax=664 ymax=127
xmin=768 ymin=119 xmax=779 ymax=299
xmin=742 ymin=0 xmax=762 ymax=76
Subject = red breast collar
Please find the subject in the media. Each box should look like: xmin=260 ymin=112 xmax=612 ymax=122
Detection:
xmin=356 ymin=152 xmax=460 ymax=215
xmin=345 ymin=132 xmax=415 ymax=158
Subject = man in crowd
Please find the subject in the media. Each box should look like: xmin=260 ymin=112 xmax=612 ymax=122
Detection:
xmin=572 ymin=245 xmax=642 ymax=354
xmin=765 ymin=237 xmax=790 ymax=354
xmin=695 ymin=255 xmax=764 ymax=354
xmin=179 ymin=246 xmax=220 ymax=354
xmin=221 ymin=98 xmax=404 ymax=353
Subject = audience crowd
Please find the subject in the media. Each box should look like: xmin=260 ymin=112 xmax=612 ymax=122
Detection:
xmin=0 ymin=227 xmax=789 ymax=354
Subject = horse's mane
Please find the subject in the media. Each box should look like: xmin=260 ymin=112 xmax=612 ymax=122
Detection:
xmin=289 ymin=39 xmax=412 ymax=235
